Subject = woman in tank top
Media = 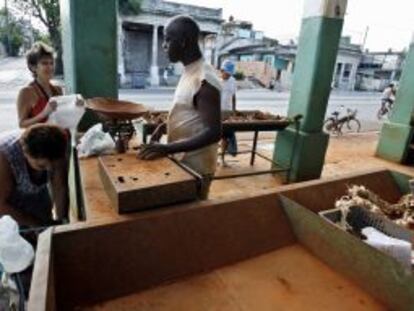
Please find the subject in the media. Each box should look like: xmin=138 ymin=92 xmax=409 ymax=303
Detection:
xmin=0 ymin=124 xmax=69 ymax=227
xmin=16 ymin=42 xmax=63 ymax=128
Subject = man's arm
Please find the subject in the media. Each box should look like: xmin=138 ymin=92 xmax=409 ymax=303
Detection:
xmin=139 ymin=81 xmax=221 ymax=159
xmin=0 ymin=153 xmax=40 ymax=226
xmin=232 ymin=93 xmax=237 ymax=112
xmin=150 ymin=123 xmax=167 ymax=143
xmin=50 ymin=158 xmax=69 ymax=222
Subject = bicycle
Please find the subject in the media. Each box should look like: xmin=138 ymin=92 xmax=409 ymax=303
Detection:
xmin=323 ymin=107 xmax=361 ymax=135
xmin=377 ymin=99 xmax=394 ymax=120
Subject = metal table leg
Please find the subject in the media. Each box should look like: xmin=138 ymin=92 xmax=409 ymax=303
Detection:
xmin=250 ymin=131 xmax=259 ymax=166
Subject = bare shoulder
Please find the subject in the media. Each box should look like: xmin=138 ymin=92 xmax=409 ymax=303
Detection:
xmin=17 ymin=85 xmax=37 ymax=101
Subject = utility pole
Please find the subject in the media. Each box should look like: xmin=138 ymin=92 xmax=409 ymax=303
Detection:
xmin=362 ymin=26 xmax=369 ymax=51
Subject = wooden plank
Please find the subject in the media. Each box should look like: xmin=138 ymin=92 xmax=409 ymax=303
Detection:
xmin=280 ymin=195 xmax=414 ymax=311
xmin=82 ymin=245 xmax=384 ymax=311
xmin=47 ymin=193 xmax=296 ymax=309
xmin=78 ymin=157 xmax=118 ymax=221
xmin=28 ymin=228 xmax=56 ymax=311
xmin=98 ymin=153 xmax=198 ymax=213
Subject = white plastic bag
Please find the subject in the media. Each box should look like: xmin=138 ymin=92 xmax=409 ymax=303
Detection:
xmin=77 ymin=124 xmax=115 ymax=158
xmin=362 ymin=227 xmax=412 ymax=271
xmin=48 ymin=94 xmax=85 ymax=130
xmin=0 ymin=216 xmax=34 ymax=274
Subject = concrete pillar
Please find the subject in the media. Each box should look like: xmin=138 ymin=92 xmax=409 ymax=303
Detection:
xmin=338 ymin=62 xmax=345 ymax=88
xmin=150 ymin=24 xmax=160 ymax=87
xmin=273 ymin=0 xmax=347 ymax=181
xmin=349 ymin=63 xmax=358 ymax=90
xmin=390 ymin=70 xmax=397 ymax=82
xmin=376 ymin=35 xmax=414 ymax=163
xmin=60 ymin=0 xmax=118 ymax=130
xmin=118 ymin=16 xmax=126 ymax=86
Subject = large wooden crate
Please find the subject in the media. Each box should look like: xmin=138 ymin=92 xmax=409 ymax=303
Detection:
xmin=29 ymin=169 xmax=414 ymax=311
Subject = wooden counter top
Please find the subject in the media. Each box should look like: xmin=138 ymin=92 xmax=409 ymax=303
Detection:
xmin=78 ymin=157 xmax=120 ymax=221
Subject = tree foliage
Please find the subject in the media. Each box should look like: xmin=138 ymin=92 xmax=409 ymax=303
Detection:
xmin=11 ymin=0 xmax=63 ymax=73
xmin=0 ymin=8 xmax=25 ymax=56
xmin=119 ymin=0 xmax=142 ymax=15
xmin=9 ymin=0 xmax=142 ymax=72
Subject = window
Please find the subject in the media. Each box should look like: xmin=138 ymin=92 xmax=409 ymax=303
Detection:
xmin=343 ymin=63 xmax=353 ymax=78
xmin=336 ymin=63 xmax=342 ymax=76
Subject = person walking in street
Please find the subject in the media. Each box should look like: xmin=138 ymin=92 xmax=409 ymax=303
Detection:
xmin=220 ymin=60 xmax=238 ymax=167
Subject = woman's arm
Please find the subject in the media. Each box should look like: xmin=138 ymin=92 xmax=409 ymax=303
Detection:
xmin=50 ymin=158 xmax=69 ymax=222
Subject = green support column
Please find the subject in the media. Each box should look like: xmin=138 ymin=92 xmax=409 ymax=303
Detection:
xmin=60 ymin=0 xmax=118 ymax=130
xmin=376 ymin=36 xmax=414 ymax=163
xmin=273 ymin=0 xmax=347 ymax=181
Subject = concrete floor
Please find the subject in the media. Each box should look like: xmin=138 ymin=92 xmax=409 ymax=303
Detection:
xmin=209 ymin=131 xmax=413 ymax=201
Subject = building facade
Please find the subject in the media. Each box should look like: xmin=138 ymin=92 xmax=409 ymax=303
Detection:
xmin=118 ymin=0 xmax=223 ymax=88
xmin=218 ymin=34 xmax=363 ymax=91
xmin=356 ymin=50 xmax=406 ymax=91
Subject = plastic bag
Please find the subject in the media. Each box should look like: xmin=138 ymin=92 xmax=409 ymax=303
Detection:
xmin=77 ymin=124 xmax=115 ymax=158
xmin=48 ymin=94 xmax=85 ymax=131
xmin=0 ymin=216 xmax=34 ymax=274
xmin=362 ymin=227 xmax=412 ymax=271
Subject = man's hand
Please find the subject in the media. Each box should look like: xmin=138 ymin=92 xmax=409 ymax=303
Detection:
xmin=138 ymin=143 xmax=170 ymax=160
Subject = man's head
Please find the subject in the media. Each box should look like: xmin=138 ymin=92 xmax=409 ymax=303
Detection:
xmin=220 ymin=60 xmax=235 ymax=80
xmin=26 ymin=42 xmax=55 ymax=80
xmin=21 ymin=124 xmax=67 ymax=171
xmin=163 ymin=15 xmax=201 ymax=63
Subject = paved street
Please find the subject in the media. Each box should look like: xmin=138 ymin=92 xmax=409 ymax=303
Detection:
xmin=0 ymin=57 xmax=384 ymax=133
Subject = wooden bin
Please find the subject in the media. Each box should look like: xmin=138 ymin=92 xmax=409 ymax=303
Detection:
xmin=98 ymin=153 xmax=198 ymax=213
xmin=29 ymin=169 xmax=414 ymax=311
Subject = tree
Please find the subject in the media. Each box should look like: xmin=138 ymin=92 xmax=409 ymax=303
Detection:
xmin=11 ymin=0 xmax=63 ymax=74
xmin=0 ymin=8 xmax=25 ymax=56
xmin=10 ymin=0 xmax=142 ymax=74
xmin=119 ymin=0 xmax=142 ymax=15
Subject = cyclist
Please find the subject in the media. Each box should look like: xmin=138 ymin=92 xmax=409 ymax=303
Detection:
xmin=380 ymin=83 xmax=396 ymax=114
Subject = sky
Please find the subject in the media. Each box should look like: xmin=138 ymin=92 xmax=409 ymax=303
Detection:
xmin=173 ymin=0 xmax=414 ymax=52
xmin=1 ymin=0 xmax=412 ymax=52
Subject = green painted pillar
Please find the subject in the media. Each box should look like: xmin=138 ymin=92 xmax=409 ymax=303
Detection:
xmin=60 ymin=0 xmax=118 ymax=130
xmin=273 ymin=0 xmax=347 ymax=181
xmin=376 ymin=36 xmax=414 ymax=163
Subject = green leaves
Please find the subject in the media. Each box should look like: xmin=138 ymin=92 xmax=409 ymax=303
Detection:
xmin=0 ymin=8 xmax=25 ymax=56
xmin=119 ymin=0 xmax=142 ymax=15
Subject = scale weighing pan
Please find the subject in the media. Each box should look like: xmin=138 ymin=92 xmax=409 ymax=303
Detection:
xmin=86 ymin=97 xmax=148 ymax=120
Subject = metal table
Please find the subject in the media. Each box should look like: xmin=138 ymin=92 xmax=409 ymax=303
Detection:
xmin=138 ymin=114 xmax=302 ymax=182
